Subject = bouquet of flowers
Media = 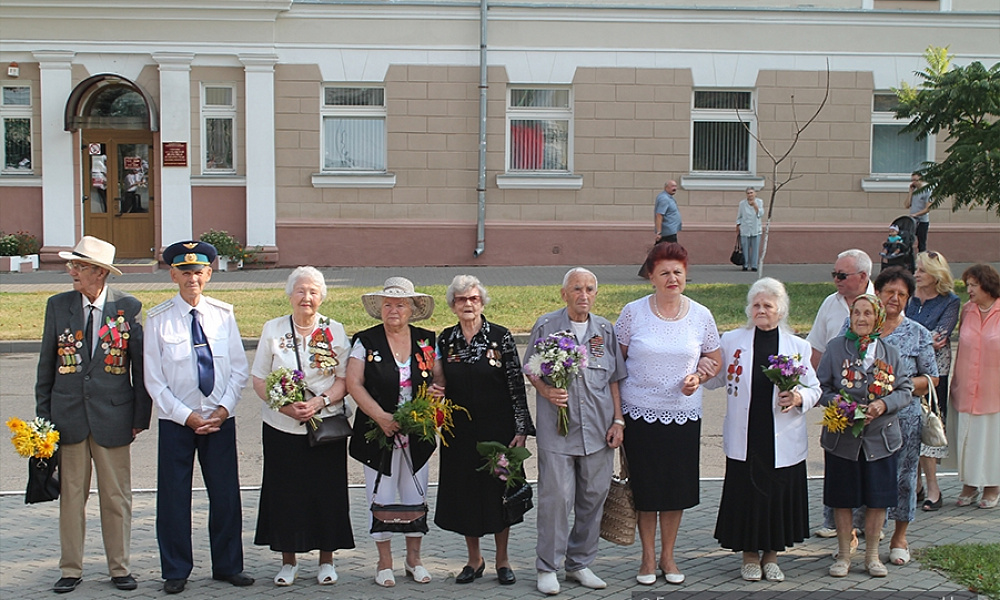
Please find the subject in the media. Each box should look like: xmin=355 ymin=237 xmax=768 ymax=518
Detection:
xmin=821 ymin=390 xmax=867 ymax=438
xmin=264 ymin=367 xmax=321 ymax=428
xmin=364 ymin=383 xmax=470 ymax=451
xmin=761 ymin=353 xmax=807 ymax=412
xmin=476 ymin=441 xmax=532 ymax=490
xmin=525 ymin=331 xmax=588 ymax=436
xmin=6 ymin=417 xmax=60 ymax=460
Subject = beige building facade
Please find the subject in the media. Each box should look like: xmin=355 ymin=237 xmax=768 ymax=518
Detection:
xmin=1 ymin=0 xmax=998 ymax=268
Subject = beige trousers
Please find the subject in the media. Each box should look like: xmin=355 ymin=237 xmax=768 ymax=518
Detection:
xmin=58 ymin=436 xmax=132 ymax=578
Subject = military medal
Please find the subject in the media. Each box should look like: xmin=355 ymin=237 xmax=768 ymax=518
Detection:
xmin=308 ymin=321 xmax=339 ymax=375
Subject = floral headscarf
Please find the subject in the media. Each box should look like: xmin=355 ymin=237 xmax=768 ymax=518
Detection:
xmin=845 ymin=293 xmax=886 ymax=360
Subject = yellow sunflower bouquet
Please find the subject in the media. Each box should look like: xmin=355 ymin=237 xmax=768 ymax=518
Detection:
xmin=6 ymin=417 xmax=60 ymax=460
xmin=365 ymin=383 xmax=470 ymax=450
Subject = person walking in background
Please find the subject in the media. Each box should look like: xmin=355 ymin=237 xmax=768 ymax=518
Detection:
xmin=36 ymin=236 xmax=151 ymax=594
xmin=639 ymin=180 xmax=682 ymax=277
xmin=736 ymin=187 xmax=764 ymax=272
xmin=144 ymin=241 xmax=253 ymax=594
xmin=906 ymin=172 xmax=933 ymax=253
xmin=524 ymin=268 xmax=626 ymax=595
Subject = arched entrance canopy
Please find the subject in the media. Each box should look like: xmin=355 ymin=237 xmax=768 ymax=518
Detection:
xmin=64 ymin=74 xmax=158 ymax=132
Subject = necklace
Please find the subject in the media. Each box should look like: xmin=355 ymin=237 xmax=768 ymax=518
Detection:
xmin=651 ymin=296 xmax=684 ymax=321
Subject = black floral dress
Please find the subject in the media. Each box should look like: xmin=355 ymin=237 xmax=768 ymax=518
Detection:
xmin=434 ymin=317 xmax=535 ymax=536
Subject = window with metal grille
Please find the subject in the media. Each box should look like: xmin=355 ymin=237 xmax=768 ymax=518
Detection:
xmin=201 ymin=84 xmax=236 ymax=173
xmin=871 ymin=93 xmax=929 ymax=175
xmin=322 ymin=86 xmax=386 ymax=172
xmin=691 ymin=90 xmax=754 ymax=173
xmin=506 ymin=87 xmax=572 ymax=172
xmin=2 ymin=85 xmax=32 ymax=172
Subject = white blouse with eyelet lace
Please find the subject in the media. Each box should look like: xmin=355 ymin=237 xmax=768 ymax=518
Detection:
xmin=615 ymin=295 xmax=720 ymax=424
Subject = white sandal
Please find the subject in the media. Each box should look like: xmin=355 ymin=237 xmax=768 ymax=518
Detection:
xmin=274 ymin=564 xmax=298 ymax=586
xmin=317 ymin=563 xmax=338 ymax=585
xmin=375 ymin=568 xmax=395 ymax=587
xmin=405 ymin=562 xmax=431 ymax=583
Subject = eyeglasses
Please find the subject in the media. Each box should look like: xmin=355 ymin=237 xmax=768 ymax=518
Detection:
xmin=453 ymin=295 xmax=481 ymax=305
xmin=926 ymin=251 xmax=939 ymax=260
xmin=832 ymin=271 xmax=863 ymax=281
xmin=65 ymin=261 xmax=96 ymax=272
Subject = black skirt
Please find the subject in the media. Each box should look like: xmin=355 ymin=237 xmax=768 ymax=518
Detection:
xmin=714 ymin=458 xmax=809 ymax=552
xmin=254 ymin=423 xmax=356 ymax=553
xmin=623 ymin=416 xmax=700 ymax=511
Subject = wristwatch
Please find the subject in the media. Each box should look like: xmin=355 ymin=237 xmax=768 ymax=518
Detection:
xmin=319 ymin=393 xmax=331 ymax=408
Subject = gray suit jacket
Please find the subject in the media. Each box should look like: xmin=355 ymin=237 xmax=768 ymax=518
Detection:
xmin=816 ymin=335 xmax=913 ymax=462
xmin=35 ymin=288 xmax=152 ymax=448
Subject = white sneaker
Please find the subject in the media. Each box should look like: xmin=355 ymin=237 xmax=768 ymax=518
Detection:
xmin=536 ymin=570 xmax=560 ymax=595
xmin=814 ymin=527 xmax=838 ymax=538
xmin=274 ymin=564 xmax=298 ymax=586
xmin=567 ymin=567 xmax=607 ymax=589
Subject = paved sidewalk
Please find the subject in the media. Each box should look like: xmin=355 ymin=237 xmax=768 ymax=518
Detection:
xmin=1 ymin=476 xmax=993 ymax=599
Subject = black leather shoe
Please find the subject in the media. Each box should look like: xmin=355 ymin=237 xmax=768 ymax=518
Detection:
xmin=497 ymin=566 xmax=516 ymax=585
xmin=212 ymin=572 xmax=255 ymax=587
xmin=163 ymin=579 xmax=186 ymax=594
xmin=53 ymin=577 xmax=82 ymax=593
xmin=455 ymin=560 xmax=485 ymax=584
xmin=112 ymin=574 xmax=138 ymax=590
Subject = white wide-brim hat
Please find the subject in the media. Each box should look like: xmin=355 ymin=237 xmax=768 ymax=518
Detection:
xmin=361 ymin=277 xmax=434 ymax=322
xmin=57 ymin=236 xmax=122 ymax=276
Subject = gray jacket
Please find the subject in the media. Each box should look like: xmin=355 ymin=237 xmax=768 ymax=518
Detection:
xmin=35 ymin=288 xmax=152 ymax=448
xmin=816 ymin=335 xmax=912 ymax=462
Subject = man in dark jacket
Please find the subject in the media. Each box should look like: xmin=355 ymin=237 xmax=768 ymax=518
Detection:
xmin=36 ymin=236 xmax=151 ymax=593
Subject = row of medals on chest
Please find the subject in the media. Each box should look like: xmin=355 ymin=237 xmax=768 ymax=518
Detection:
xmin=841 ymin=357 xmax=895 ymax=401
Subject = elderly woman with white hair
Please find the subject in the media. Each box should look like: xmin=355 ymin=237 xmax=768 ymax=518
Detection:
xmin=251 ymin=266 xmax=355 ymax=587
xmin=703 ymin=278 xmax=821 ymax=582
xmin=430 ymin=275 xmax=535 ymax=586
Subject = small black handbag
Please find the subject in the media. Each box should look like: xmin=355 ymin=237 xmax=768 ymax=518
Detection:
xmin=369 ymin=451 xmax=429 ymax=534
xmin=25 ymin=453 xmax=60 ymax=504
xmin=729 ymin=234 xmax=745 ymax=266
xmin=502 ymin=481 xmax=534 ymax=525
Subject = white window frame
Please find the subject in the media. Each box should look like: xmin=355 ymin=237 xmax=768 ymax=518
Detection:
xmin=1 ymin=83 xmax=33 ymax=174
xmin=504 ymin=86 xmax=574 ymax=174
xmin=869 ymin=92 xmax=934 ymax=178
xmin=689 ymin=89 xmax=756 ymax=176
xmin=200 ymin=83 xmax=237 ymax=174
xmin=319 ymin=85 xmax=387 ymax=174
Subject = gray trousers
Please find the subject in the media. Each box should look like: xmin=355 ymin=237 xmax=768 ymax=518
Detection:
xmin=535 ymin=447 xmax=613 ymax=573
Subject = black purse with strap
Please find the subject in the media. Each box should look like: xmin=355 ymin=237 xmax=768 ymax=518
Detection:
xmin=730 ymin=234 xmax=745 ymax=266
xmin=370 ymin=450 xmax=429 ymax=534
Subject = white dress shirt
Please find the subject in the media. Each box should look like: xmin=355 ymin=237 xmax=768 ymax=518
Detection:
xmin=144 ymin=293 xmax=249 ymax=425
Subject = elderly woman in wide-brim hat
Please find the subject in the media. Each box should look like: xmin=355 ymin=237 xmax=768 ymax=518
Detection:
xmin=346 ymin=277 xmax=437 ymax=588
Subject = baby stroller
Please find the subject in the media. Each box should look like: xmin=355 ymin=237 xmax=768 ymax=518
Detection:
xmin=880 ymin=215 xmax=916 ymax=273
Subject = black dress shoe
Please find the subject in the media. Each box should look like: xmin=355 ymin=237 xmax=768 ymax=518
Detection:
xmin=497 ymin=566 xmax=516 ymax=585
xmin=163 ymin=579 xmax=186 ymax=594
xmin=112 ymin=574 xmax=138 ymax=590
xmin=53 ymin=577 xmax=82 ymax=593
xmin=455 ymin=560 xmax=485 ymax=584
xmin=212 ymin=572 xmax=255 ymax=587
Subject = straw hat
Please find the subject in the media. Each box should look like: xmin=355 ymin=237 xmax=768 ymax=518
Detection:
xmin=58 ymin=236 xmax=122 ymax=275
xmin=361 ymin=277 xmax=434 ymax=321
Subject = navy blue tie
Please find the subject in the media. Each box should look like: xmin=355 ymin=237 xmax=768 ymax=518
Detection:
xmin=84 ymin=305 xmax=95 ymax=358
xmin=190 ymin=309 xmax=215 ymax=397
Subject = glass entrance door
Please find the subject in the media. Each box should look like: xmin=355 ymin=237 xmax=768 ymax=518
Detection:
xmin=82 ymin=131 xmax=154 ymax=258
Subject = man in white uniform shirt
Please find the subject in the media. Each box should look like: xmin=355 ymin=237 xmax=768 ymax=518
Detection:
xmin=143 ymin=240 xmax=252 ymax=594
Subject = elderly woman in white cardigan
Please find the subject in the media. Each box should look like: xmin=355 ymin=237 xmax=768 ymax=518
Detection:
xmin=703 ymin=278 xmax=821 ymax=582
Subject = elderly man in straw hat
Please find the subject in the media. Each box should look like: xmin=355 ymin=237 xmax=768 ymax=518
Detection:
xmin=143 ymin=240 xmax=252 ymax=594
xmin=35 ymin=236 xmax=152 ymax=593
xmin=347 ymin=277 xmax=438 ymax=587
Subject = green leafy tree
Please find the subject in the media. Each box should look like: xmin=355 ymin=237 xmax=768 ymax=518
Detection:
xmin=895 ymin=46 xmax=1000 ymax=216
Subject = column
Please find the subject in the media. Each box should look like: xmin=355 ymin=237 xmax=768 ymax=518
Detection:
xmin=33 ymin=51 xmax=76 ymax=249
xmin=153 ymin=53 xmax=194 ymax=245
xmin=239 ymin=54 xmax=278 ymax=248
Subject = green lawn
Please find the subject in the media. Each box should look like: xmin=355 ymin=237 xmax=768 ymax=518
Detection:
xmin=916 ymin=543 xmax=1000 ymax=599
xmin=0 ymin=282 xmax=844 ymax=341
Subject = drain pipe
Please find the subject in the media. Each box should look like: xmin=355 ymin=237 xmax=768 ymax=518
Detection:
xmin=473 ymin=0 xmax=488 ymax=258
